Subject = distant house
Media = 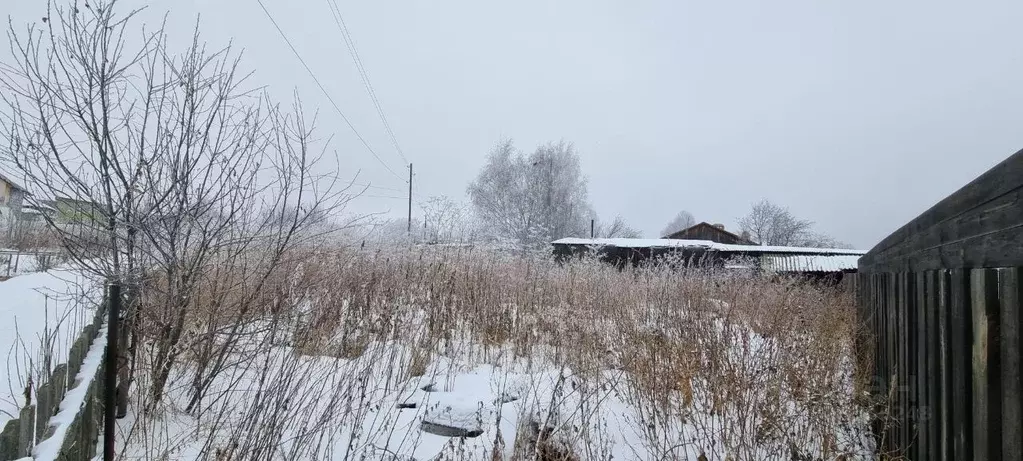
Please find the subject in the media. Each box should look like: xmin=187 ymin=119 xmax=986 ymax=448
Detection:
xmin=43 ymin=196 xmax=103 ymax=223
xmin=21 ymin=203 xmax=58 ymax=223
xmin=664 ymin=222 xmax=757 ymax=245
xmin=0 ymin=173 xmax=30 ymax=239
xmin=0 ymin=173 xmax=29 ymax=210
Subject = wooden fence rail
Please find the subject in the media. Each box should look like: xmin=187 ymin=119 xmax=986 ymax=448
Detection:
xmin=858 ymin=147 xmax=1023 ymax=460
xmin=0 ymin=250 xmax=66 ymax=279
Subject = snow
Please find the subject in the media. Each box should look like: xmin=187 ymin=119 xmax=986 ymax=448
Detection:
xmin=761 ymin=254 xmax=861 ymax=273
xmin=110 ymin=330 xmax=873 ymax=460
xmin=552 ymin=237 xmax=867 ymax=255
xmin=0 ymin=267 xmax=99 ymax=428
xmin=33 ymin=323 xmax=107 ymax=461
xmin=114 ymin=348 xmax=642 ymax=460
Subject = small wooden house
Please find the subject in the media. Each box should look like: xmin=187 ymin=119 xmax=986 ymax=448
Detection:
xmin=664 ymin=222 xmax=756 ymax=245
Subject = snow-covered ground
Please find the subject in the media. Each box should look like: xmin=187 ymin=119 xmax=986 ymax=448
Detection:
xmin=115 ymin=344 xmax=637 ymax=460
xmin=18 ymin=248 xmax=871 ymax=460
xmin=111 ymin=317 xmax=873 ymax=460
xmin=0 ymin=266 xmax=100 ymax=428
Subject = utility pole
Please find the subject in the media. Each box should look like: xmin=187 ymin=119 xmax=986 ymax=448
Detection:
xmin=407 ymin=163 xmax=413 ymax=234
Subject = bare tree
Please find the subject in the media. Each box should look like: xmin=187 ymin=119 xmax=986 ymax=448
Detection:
xmin=1 ymin=1 xmax=353 ymax=412
xmin=594 ymin=215 xmax=641 ymax=238
xmin=467 ymin=139 xmax=590 ymax=246
xmin=737 ymin=199 xmax=844 ymax=247
xmin=660 ymin=210 xmax=696 ymax=237
xmin=420 ymin=195 xmax=476 ymax=244
xmin=365 ymin=216 xmax=422 ymax=243
xmin=799 ymin=232 xmax=852 ymax=249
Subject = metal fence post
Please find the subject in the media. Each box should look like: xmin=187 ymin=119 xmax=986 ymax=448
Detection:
xmin=104 ymin=283 xmax=120 ymax=461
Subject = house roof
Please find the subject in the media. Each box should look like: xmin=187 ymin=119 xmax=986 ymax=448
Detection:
xmin=761 ymin=254 xmax=861 ymax=273
xmin=664 ymin=221 xmax=756 ymax=243
xmin=0 ymin=172 xmax=28 ymax=192
xmin=54 ymin=196 xmax=98 ymax=206
xmin=22 ymin=203 xmax=57 ymax=214
xmin=551 ymin=237 xmax=867 ymax=256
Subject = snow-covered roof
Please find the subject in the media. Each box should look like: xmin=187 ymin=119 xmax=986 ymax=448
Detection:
xmin=761 ymin=254 xmax=861 ymax=273
xmin=552 ymin=237 xmax=867 ymax=255
xmin=21 ymin=203 xmax=56 ymax=215
xmin=0 ymin=171 xmax=28 ymax=192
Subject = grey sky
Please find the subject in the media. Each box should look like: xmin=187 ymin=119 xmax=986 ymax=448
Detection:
xmin=4 ymin=0 xmax=1022 ymax=248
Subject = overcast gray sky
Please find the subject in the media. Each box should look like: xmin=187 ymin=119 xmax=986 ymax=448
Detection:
xmin=5 ymin=0 xmax=1022 ymax=248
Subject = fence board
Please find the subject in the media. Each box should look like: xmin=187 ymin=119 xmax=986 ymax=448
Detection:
xmin=0 ymin=421 xmax=16 ymax=460
xmin=971 ymin=268 xmax=1001 ymax=461
xmin=950 ymin=268 xmax=973 ymax=459
xmin=939 ymin=269 xmax=954 ymax=461
xmin=924 ymin=270 xmax=940 ymax=460
xmin=896 ymin=272 xmax=905 ymax=452
xmin=17 ymin=406 xmax=33 ymax=457
xmin=902 ymin=272 xmax=913 ymax=456
xmin=999 ymin=268 xmax=1021 ymax=461
xmin=870 ymin=274 xmax=884 ymax=443
xmin=887 ymin=272 xmax=897 ymax=449
xmin=916 ymin=270 xmax=928 ymax=460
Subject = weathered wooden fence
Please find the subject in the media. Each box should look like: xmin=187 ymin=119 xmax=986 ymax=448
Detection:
xmin=0 ymin=305 xmax=106 ymax=461
xmin=858 ymin=148 xmax=1023 ymax=460
xmin=0 ymin=250 xmax=66 ymax=279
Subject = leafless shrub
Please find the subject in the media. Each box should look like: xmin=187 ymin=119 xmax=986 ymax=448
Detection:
xmin=2 ymin=0 xmax=357 ymax=416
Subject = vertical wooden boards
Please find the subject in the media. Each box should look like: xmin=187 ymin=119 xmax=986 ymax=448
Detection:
xmin=860 ymin=265 xmax=1022 ymax=459
xmin=925 ymin=270 xmax=941 ymax=459
xmin=888 ymin=272 xmax=898 ymax=451
xmin=902 ymin=271 xmax=915 ymax=458
xmin=950 ymin=268 xmax=973 ymax=459
xmin=938 ymin=269 xmax=952 ymax=461
xmin=872 ymin=273 xmax=885 ymax=444
xmin=999 ymin=268 xmax=1021 ymax=461
xmin=855 ymin=147 xmax=1023 ymax=459
xmin=908 ymin=271 xmax=916 ymax=455
xmin=971 ymin=268 xmax=1001 ymax=461
xmin=916 ymin=270 xmax=928 ymax=460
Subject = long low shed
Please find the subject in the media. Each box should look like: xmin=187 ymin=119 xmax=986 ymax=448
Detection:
xmin=552 ymin=237 xmax=865 ymax=277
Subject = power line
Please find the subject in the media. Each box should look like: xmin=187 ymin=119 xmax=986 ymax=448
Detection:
xmin=347 ymin=182 xmax=405 ymax=193
xmin=324 ymin=0 xmax=408 ymax=164
xmin=256 ymin=0 xmax=406 ymax=182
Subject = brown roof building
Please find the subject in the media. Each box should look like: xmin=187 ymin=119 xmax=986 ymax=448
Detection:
xmin=663 ymin=222 xmax=757 ymax=245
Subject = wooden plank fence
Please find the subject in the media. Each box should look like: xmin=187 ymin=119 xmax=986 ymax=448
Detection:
xmin=858 ymin=147 xmax=1023 ymax=460
xmin=0 ymin=250 xmax=66 ymax=279
xmin=0 ymin=305 xmax=106 ymax=461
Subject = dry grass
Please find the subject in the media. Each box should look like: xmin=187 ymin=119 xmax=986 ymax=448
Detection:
xmin=123 ymin=243 xmax=876 ymax=460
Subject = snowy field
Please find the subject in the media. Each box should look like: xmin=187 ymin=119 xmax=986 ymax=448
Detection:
xmin=111 ymin=321 xmax=873 ymax=460
xmin=101 ymin=248 xmax=875 ymax=461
